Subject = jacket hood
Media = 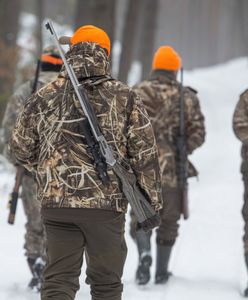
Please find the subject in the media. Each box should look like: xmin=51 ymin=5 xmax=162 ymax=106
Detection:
xmin=39 ymin=71 xmax=59 ymax=84
xmin=59 ymin=42 xmax=111 ymax=80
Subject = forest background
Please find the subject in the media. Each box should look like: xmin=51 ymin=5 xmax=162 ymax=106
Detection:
xmin=0 ymin=0 xmax=247 ymax=123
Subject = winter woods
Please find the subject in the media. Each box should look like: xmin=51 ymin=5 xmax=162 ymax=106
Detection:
xmin=0 ymin=0 xmax=247 ymax=124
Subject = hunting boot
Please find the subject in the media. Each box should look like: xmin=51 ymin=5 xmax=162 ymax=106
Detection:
xmin=27 ymin=257 xmax=45 ymax=292
xmin=244 ymin=253 xmax=248 ymax=297
xmin=155 ymin=244 xmax=173 ymax=284
xmin=135 ymin=230 xmax=152 ymax=285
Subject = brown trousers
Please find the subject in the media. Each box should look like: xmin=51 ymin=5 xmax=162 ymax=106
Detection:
xmin=41 ymin=210 xmax=127 ymax=300
xmin=130 ymin=187 xmax=181 ymax=245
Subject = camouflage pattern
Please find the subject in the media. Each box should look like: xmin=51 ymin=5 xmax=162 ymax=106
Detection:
xmin=134 ymin=69 xmax=205 ymax=188
xmin=242 ymin=171 xmax=248 ymax=253
xmin=2 ymin=70 xmax=59 ymax=161
xmin=22 ymin=175 xmax=46 ymax=259
xmin=233 ymin=89 xmax=248 ymax=252
xmin=9 ymin=42 xmax=162 ymax=213
xmin=233 ymin=89 xmax=248 ymax=163
xmin=2 ymin=70 xmax=58 ymax=259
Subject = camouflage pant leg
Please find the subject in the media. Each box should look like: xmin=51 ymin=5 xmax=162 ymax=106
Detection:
xmin=156 ymin=186 xmax=181 ymax=245
xmin=21 ymin=175 xmax=46 ymax=259
xmin=242 ymin=171 xmax=248 ymax=253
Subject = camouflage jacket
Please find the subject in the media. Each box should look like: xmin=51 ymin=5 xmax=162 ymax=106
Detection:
xmin=2 ymin=71 xmax=58 ymax=163
xmin=233 ymin=89 xmax=248 ymax=172
xmin=134 ymin=70 xmax=205 ymax=188
xmin=9 ymin=42 xmax=162 ymax=213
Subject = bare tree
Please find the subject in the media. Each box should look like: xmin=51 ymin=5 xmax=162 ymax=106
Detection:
xmin=43 ymin=0 xmax=76 ymax=26
xmin=118 ymin=0 xmax=142 ymax=82
xmin=74 ymin=0 xmax=116 ymax=44
xmin=135 ymin=0 xmax=159 ymax=80
xmin=0 ymin=0 xmax=21 ymax=122
xmin=155 ymin=0 xmax=248 ymax=69
xmin=74 ymin=0 xmax=116 ymax=64
xmin=36 ymin=0 xmax=44 ymax=56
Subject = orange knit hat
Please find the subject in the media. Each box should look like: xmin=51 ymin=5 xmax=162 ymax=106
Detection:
xmin=59 ymin=25 xmax=111 ymax=56
xmin=152 ymin=46 xmax=181 ymax=71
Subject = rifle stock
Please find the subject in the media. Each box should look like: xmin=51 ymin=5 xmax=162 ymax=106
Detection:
xmin=112 ymin=163 xmax=160 ymax=231
xmin=8 ymin=166 xmax=25 ymax=224
xmin=181 ymin=185 xmax=189 ymax=220
xmin=177 ymin=68 xmax=189 ymax=220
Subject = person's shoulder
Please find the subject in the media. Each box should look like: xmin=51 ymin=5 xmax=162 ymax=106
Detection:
xmin=240 ymin=88 xmax=248 ymax=99
xmin=133 ymin=79 xmax=158 ymax=102
xmin=39 ymin=77 xmax=65 ymax=96
xmin=183 ymin=86 xmax=200 ymax=108
xmin=7 ymin=79 xmax=34 ymax=108
xmin=184 ymin=86 xmax=198 ymax=95
xmin=236 ymin=89 xmax=248 ymax=108
xmin=134 ymin=79 xmax=151 ymax=90
xmin=106 ymin=78 xmax=131 ymax=95
xmin=183 ymin=85 xmax=199 ymax=99
xmin=14 ymin=79 xmax=33 ymax=97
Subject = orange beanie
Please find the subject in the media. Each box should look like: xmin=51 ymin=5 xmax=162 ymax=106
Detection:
xmin=70 ymin=25 xmax=111 ymax=56
xmin=152 ymin=46 xmax=181 ymax=71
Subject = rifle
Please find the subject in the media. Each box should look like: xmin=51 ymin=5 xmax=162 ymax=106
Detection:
xmin=8 ymin=59 xmax=40 ymax=225
xmin=45 ymin=20 xmax=160 ymax=232
xmin=31 ymin=59 xmax=41 ymax=94
xmin=8 ymin=166 xmax=25 ymax=224
xmin=177 ymin=68 xmax=189 ymax=220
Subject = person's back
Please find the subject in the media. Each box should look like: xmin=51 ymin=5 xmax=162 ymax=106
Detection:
xmin=9 ymin=25 xmax=162 ymax=300
xmin=11 ymin=41 xmax=161 ymax=213
xmin=135 ymin=69 xmax=205 ymax=188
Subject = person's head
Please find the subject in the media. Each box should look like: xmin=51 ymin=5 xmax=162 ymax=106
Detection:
xmin=59 ymin=25 xmax=111 ymax=57
xmin=41 ymin=46 xmax=63 ymax=72
xmin=152 ymin=46 xmax=181 ymax=76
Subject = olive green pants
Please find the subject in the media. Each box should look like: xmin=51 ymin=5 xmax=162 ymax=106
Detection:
xmin=41 ymin=211 xmax=127 ymax=300
xmin=130 ymin=187 xmax=181 ymax=245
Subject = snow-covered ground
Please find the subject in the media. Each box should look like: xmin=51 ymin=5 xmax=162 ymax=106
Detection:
xmin=0 ymin=58 xmax=248 ymax=299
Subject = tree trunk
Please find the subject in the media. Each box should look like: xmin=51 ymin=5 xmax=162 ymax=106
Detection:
xmin=135 ymin=0 xmax=159 ymax=80
xmin=74 ymin=0 xmax=116 ymax=63
xmin=0 ymin=0 xmax=21 ymax=122
xmin=36 ymin=0 xmax=44 ymax=56
xmin=118 ymin=0 xmax=142 ymax=83
xmin=74 ymin=0 xmax=116 ymax=44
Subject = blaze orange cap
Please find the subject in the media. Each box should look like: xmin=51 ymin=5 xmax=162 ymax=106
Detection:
xmin=67 ymin=25 xmax=111 ymax=56
xmin=152 ymin=46 xmax=181 ymax=71
xmin=41 ymin=54 xmax=63 ymax=65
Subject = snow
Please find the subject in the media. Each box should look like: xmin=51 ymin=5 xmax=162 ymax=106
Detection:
xmin=17 ymin=13 xmax=73 ymax=68
xmin=1 ymin=57 xmax=248 ymax=299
